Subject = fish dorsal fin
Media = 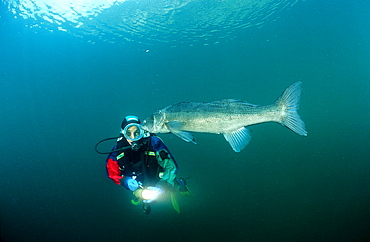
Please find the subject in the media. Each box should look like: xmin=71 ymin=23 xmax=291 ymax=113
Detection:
xmin=221 ymin=98 xmax=244 ymax=102
xmin=212 ymin=99 xmax=258 ymax=107
xmin=223 ymin=127 xmax=252 ymax=152
xmin=212 ymin=99 xmax=244 ymax=103
xmin=166 ymin=121 xmax=196 ymax=144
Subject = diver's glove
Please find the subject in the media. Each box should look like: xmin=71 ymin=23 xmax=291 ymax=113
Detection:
xmin=121 ymin=176 xmax=139 ymax=191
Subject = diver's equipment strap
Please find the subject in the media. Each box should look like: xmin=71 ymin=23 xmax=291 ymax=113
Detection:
xmin=145 ymin=151 xmax=156 ymax=156
xmin=117 ymin=152 xmax=124 ymax=160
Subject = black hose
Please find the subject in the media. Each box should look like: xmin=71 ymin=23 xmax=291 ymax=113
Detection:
xmin=94 ymin=136 xmax=132 ymax=154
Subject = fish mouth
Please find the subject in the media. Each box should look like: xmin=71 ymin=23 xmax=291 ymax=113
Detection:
xmin=140 ymin=124 xmax=149 ymax=131
xmin=140 ymin=122 xmax=153 ymax=132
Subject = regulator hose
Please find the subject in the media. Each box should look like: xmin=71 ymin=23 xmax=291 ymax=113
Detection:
xmin=94 ymin=136 xmax=132 ymax=154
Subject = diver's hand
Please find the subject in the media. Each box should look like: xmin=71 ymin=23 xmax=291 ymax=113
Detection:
xmin=121 ymin=176 xmax=139 ymax=191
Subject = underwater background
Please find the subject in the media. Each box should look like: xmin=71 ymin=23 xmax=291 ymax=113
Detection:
xmin=1 ymin=0 xmax=369 ymax=241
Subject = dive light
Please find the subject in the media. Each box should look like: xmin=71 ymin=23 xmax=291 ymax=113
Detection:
xmin=134 ymin=186 xmax=163 ymax=203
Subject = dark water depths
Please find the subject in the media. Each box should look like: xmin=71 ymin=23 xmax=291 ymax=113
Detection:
xmin=1 ymin=0 xmax=369 ymax=241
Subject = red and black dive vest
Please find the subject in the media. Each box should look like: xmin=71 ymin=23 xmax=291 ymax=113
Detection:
xmin=106 ymin=135 xmax=177 ymax=186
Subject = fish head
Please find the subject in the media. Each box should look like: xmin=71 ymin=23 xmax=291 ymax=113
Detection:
xmin=141 ymin=111 xmax=169 ymax=133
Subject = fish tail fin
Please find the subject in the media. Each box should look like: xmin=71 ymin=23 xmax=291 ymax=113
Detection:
xmin=276 ymin=81 xmax=308 ymax=136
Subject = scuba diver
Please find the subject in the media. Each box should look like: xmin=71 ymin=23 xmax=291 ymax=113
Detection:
xmin=103 ymin=115 xmax=192 ymax=214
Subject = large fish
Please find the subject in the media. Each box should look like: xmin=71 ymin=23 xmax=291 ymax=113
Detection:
xmin=141 ymin=82 xmax=307 ymax=152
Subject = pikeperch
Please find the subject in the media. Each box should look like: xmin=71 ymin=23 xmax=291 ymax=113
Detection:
xmin=141 ymin=82 xmax=307 ymax=152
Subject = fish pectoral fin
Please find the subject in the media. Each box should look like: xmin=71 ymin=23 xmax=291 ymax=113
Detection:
xmin=172 ymin=130 xmax=196 ymax=143
xmin=166 ymin=121 xmax=184 ymax=130
xmin=166 ymin=121 xmax=196 ymax=144
xmin=223 ymin=127 xmax=252 ymax=152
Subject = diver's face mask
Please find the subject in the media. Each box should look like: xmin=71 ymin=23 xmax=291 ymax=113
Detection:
xmin=122 ymin=123 xmax=149 ymax=142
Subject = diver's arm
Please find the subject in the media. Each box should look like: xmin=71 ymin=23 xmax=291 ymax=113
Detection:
xmin=151 ymin=137 xmax=178 ymax=186
xmin=156 ymin=149 xmax=177 ymax=187
xmin=106 ymin=150 xmax=122 ymax=185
